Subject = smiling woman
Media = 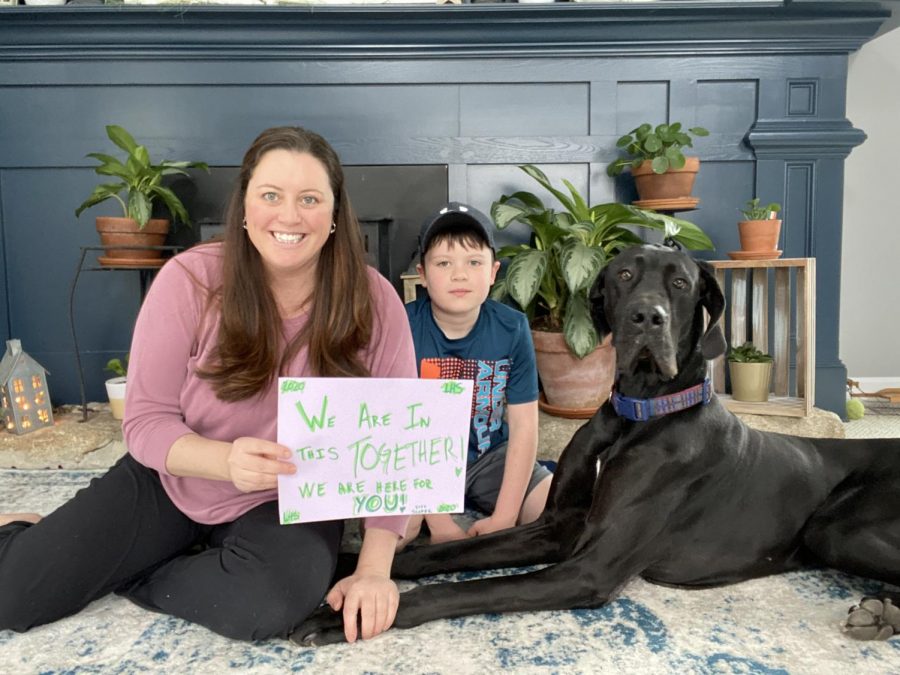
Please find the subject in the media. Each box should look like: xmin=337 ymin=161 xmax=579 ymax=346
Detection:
xmin=0 ymin=126 xmax=418 ymax=645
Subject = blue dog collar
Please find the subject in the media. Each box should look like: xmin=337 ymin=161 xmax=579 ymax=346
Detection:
xmin=612 ymin=378 xmax=712 ymax=422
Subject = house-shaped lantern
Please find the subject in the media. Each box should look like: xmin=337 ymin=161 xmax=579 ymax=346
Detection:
xmin=0 ymin=339 xmax=54 ymax=435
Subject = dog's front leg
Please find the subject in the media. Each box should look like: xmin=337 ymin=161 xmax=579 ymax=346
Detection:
xmin=392 ymin=517 xmax=560 ymax=579
xmin=294 ymin=540 xmax=643 ymax=646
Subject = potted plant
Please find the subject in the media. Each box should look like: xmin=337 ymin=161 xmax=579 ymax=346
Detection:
xmin=727 ymin=342 xmax=773 ymax=402
xmin=75 ymin=124 xmax=208 ymax=266
xmin=490 ymin=164 xmax=714 ymax=415
xmin=733 ymin=198 xmax=782 ymax=259
xmin=104 ymin=356 xmax=127 ymax=421
xmin=606 ymin=122 xmax=709 ymax=203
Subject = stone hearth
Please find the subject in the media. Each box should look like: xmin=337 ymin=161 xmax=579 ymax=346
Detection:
xmin=0 ymin=406 xmax=843 ymax=471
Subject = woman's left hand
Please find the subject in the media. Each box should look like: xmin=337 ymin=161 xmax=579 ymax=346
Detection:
xmin=325 ymin=572 xmax=399 ymax=643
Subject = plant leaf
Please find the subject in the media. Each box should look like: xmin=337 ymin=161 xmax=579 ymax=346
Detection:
xmin=152 ymin=185 xmax=191 ymax=226
xmin=74 ymin=182 xmax=127 ymax=217
xmin=127 ymin=191 xmax=152 ymax=227
xmin=642 ymin=133 xmax=662 ymax=153
xmin=491 ymin=200 xmax=531 ymax=230
xmin=559 ymin=238 xmax=605 ymax=293
xmin=504 ymin=249 xmax=548 ymax=311
xmin=651 ymin=156 xmax=670 ymax=174
xmin=562 ymin=292 xmax=599 ymax=358
xmin=519 ymin=164 xmax=578 ymax=215
xmin=106 ymin=125 xmax=139 ymax=154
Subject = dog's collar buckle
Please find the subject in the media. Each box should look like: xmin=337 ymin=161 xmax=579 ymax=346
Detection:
xmin=611 ymin=378 xmax=712 ymax=422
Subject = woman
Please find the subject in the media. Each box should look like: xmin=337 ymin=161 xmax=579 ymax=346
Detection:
xmin=0 ymin=127 xmax=416 ymax=643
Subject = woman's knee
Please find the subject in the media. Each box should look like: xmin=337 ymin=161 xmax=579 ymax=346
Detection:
xmin=216 ymin=520 xmax=342 ymax=640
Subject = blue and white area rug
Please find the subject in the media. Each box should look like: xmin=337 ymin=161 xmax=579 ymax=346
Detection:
xmin=2 ymin=469 xmax=899 ymax=674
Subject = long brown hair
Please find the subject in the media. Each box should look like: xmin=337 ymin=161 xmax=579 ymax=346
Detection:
xmin=198 ymin=126 xmax=372 ymax=401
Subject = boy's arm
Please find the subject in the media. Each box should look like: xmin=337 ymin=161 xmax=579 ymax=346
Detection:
xmin=468 ymin=400 xmax=539 ymax=536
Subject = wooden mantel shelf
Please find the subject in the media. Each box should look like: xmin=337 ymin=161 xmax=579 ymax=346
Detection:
xmin=0 ymin=2 xmax=893 ymax=61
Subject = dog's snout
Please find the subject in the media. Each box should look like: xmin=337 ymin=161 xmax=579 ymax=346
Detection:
xmin=629 ymin=304 xmax=669 ymax=329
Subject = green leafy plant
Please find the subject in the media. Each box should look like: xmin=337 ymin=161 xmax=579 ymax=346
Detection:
xmin=490 ymin=164 xmax=714 ymax=358
xmin=75 ymin=125 xmax=208 ymax=229
xmin=727 ymin=342 xmax=773 ymax=364
xmin=105 ymin=356 xmax=128 ymax=379
xmin=740 ymin=198 xmax=782 ymax=221
xmin=607 ymin=122 xmax=709 ymax=177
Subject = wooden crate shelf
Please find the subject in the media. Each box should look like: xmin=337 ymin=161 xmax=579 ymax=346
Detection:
xmin=709 ymin=258 xmax=816 ymax=417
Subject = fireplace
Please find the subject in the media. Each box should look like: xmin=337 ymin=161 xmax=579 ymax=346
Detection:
xmin=179 ymin=165 xmax=448 ymax=294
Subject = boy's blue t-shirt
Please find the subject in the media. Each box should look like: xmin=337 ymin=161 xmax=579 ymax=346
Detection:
xmin=406 ymin=296 xmax=539 ymax=465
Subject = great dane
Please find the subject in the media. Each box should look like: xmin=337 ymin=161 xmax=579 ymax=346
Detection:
xmin=295 ymin=243 xmax=900 ymax=645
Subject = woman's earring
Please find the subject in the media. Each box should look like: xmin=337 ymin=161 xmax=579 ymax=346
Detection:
xmin=330 ymin=222 xmax=336 ymax=234
xmin=242 ymin=218 xmax=248 ymax=231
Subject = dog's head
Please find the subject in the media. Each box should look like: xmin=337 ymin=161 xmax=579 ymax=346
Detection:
xmin=590 ymin=244 xmax=726 ymax=381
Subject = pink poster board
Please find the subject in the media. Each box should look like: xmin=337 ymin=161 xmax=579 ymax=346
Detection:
xmin=276 ymin=377 xmax=472 ymax=525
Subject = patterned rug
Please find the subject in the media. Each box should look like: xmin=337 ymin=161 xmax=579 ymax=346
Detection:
xmin=1 ymin=469 xmax=899 ymax=674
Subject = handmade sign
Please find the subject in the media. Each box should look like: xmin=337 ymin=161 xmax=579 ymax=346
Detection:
xmin=276 ymin=377 xmax=472 ymax=525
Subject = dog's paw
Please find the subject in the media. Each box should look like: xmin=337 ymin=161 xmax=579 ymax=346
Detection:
xmin=290 ymin=605 xmax=347 ymax=647
xmin=842 ymin=597 xmax=900 ymax=640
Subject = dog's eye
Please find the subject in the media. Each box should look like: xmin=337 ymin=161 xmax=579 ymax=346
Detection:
xmin=618 ymin=270 xmax=633 ymax=281
xmin=672 ymin=278 xmax=688 ymax=289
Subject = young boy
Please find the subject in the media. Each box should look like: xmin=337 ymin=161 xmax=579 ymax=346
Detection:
xmin=402 ymin=202 xmax=552 ymax=548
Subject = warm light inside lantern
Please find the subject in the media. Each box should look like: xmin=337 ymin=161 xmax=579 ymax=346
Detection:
xmin=13 ymin=378 xmax=24 ymax=394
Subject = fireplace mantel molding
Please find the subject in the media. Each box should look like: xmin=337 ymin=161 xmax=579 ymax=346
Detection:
xmin=0 ymin=1 xmax=893 ymax=61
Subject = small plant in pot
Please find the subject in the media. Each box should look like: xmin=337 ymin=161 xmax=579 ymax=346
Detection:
xmin=733 ymin=198 xmax=782 ymax=259
xmin=606 ymin=122 xmax=709 ymax=202
xmin=75 ymin=124 xmax=208 ymax=266
xmin=104 ymin=356 xmax=128 ymax=421
xmin=727 ymin=342 xmax=773 ymax=403
xmin=490 ymin=164 xmax=714 ymax=415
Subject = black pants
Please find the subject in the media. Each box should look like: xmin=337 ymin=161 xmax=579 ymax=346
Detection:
xmin=0 ymin=454 xmax=343 ymax=641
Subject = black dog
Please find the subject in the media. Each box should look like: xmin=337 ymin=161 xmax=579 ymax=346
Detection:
xmin=295 ymin=244 xmax=900 ymax=645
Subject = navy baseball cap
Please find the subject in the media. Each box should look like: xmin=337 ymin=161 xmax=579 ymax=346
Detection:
xmin=418 ymin=202 xmax=496 ymax=258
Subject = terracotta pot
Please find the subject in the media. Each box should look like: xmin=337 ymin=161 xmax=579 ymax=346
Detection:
xmin=737 ymin=219 xmax=782 ymax=253
xmin=532 ymin=330 xmax=615 ymax=415
xmin=95 ymin=217 xmax=170 ymax=263
xmin=631 ymin=156 xmax=700 ymax=201
xmin=729 ymin=361 xmax=772 ymax=402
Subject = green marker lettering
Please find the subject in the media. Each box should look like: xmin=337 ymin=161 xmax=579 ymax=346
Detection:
xmin=295 ymin=396 xmax=335 ymax=431
xmin=281 ymin=379 xmax=305 ymax=393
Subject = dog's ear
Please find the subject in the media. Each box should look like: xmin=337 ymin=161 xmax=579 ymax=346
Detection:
xmin=696 ymin=260 xmax=727 ymax=360
xmin=589 ymin=265 xmax=612 ymax=341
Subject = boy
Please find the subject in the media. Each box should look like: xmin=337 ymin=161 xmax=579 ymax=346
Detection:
xmin=402 ymin=202 xmax=552 ymax=548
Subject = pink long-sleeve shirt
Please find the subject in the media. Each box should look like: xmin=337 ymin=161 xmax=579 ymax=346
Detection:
xmin=123 ymin=242 xmax=416 ymax=535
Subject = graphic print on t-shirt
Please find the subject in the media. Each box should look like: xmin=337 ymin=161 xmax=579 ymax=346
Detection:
xmin=420 ymin=356 xmax=509 ymax=457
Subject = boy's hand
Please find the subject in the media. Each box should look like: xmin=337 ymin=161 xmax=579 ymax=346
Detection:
xmin=326 ymin=572 xmax=399 ymax=643
xmin=467 ymin=514 xmax=516 ymax=537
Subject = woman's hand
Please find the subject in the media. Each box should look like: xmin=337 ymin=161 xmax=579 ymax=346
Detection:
xmin=227 ymin=437 xmax=296 ymax=492
xmin=325 ymin=571 xmax=399 ymax=643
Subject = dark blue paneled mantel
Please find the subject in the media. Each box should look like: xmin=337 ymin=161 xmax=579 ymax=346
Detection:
xmin=0 ymin=1 xmax=893 ymax=416
xmin=0 ymin=2 xmax=894 ymax=58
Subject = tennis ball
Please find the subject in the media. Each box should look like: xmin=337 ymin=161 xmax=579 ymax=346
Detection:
xmin=846 ymin=398 xmax=865 ymax=420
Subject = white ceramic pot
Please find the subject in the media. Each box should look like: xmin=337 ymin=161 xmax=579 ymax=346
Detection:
xmin=105 ymin=376 xmax=127 ymax=420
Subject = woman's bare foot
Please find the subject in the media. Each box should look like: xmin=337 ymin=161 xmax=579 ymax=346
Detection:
xmin=0 ymin=513 xmax=42 ymax=527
